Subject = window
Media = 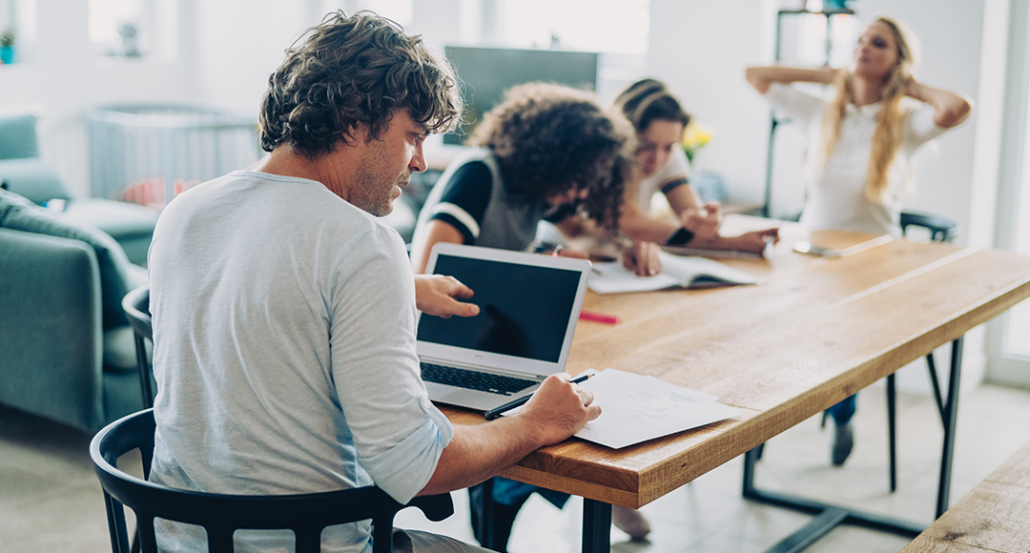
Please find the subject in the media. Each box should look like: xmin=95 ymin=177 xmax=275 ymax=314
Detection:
xmin=89 ymin=0 xmax=176 ymax=61
xmin=0 ymin=0 xmax=34 ymax=65
xmin=315 ymin=0 xmax=413 ymax=27
xmin=498 ymin=0 xmax=649 ymax=54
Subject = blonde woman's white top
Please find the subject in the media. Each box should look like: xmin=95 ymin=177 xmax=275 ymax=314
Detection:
xmin=764 ymin=82 xmax=950 ymax=236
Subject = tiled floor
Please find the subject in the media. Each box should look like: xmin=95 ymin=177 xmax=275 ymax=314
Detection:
xmin=3 ymin=381 xmax=1030 ymax=553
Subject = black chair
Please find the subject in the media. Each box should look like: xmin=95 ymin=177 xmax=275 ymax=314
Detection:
xmin=899 ymin=211 xmax=958 ymax=242
xmin=91 ymin=409 xmax=454 ymax=553
xmin=121 ymin=285 xmax=154 ymax=408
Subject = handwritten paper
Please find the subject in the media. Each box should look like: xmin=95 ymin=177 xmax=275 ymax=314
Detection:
xmin=574 ymin=369 xmax=740 ymax=449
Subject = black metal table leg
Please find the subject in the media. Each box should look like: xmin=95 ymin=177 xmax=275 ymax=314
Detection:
xmin=741 ymin=335 xmax=967 ymax=552
xmin=887 ymin=373 xmax=898 ymax=492
xmin=582 ymin=499 xmax=611 ymax=553
xmin=474 ymin=479 xmax=496 ymax=550
xmin=936 ymin=337 xmax=963 ymax=518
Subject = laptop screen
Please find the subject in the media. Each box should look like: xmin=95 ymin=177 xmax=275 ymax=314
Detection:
xmin=417 ymin=253 xmax=583 ymax=363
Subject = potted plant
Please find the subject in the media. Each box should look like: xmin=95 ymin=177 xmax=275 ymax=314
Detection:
xmin=0 ymin=28 xmax=15 ymax=65
xmin=681 ymin=120 xmax=714 ymax=165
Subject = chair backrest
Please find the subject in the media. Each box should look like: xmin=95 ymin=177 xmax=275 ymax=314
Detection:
xmin=90 ymin=409 xmax=454 ymax=553
xmin=121 ymin=285 xmax=154 ymax=408
xmin=899 ymin=211 xmax=958 ymax=243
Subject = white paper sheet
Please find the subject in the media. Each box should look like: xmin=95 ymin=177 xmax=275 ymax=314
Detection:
xmin=573 ymin=369 xmax=740 ymax=449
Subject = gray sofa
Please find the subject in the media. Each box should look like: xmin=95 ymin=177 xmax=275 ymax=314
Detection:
xmin=0 ymin=189 xmax=149 ymax=432
xmin=0 ymin=112 xmax=156 ymax=432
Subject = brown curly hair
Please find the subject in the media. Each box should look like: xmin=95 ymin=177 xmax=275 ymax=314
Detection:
xmin=259 ymin=11 xmax=462 ymax=157
xmin=471 ymin=82 xmax=633 ymax=233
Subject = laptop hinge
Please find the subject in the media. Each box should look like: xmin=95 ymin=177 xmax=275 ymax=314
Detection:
xmin=418 ymin=358 xmax=547 ymax=382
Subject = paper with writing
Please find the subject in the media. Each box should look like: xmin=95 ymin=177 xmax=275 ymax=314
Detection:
xmin=572 ymin=369 xmax=740 ymax=448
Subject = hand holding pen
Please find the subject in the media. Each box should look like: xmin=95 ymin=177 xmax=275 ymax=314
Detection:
xmin=484 ymin=372 xmax=594 ymax=420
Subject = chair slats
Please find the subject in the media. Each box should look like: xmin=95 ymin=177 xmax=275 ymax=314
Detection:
xmin=91 ymin=409 xmax=454 ymax=553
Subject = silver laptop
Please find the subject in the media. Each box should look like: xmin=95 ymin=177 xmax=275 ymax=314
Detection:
xmin=417 ymin=243 xmax=592 ymax=411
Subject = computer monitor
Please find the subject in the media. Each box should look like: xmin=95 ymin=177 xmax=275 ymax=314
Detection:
xmin=443 ymin=45 xmax=600 ymax=146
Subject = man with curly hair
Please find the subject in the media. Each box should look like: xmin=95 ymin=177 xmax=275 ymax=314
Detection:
xmin=148 ymin=12 xmax=600 ymax=552
xmin=410 ymin=82 xmax=661 ymax=277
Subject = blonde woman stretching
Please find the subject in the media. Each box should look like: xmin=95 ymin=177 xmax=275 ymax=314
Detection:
xmin=745 ymin=17 xmax=971 ymax=238
xmin=745 ymin=17 xmax=971 ymax=464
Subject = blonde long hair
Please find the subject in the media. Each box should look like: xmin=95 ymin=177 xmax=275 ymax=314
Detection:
xmin=815 ymin=17 xmax=916 ymax=202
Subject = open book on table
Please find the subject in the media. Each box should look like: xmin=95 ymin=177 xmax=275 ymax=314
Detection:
xmin=587 ymin=252 xmax=761 ymax=294
xmin=660 ymin=244 xmax=767 ymax=260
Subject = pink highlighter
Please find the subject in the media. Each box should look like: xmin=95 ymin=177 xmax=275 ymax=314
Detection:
xmin=579 ymin=310 xmax=620 ymax=325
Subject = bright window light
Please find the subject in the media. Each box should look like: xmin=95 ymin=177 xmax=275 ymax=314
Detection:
xmin=500 ymin=0 xmax=649 ymax=53
xmin=89 ymin=0 xmax=145 ymax=57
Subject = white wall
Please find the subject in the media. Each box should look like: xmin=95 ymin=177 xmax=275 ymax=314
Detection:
xmin=647 ymin=0 xmax=771 ymax=208
xmin=188 ymin=1 xmax=315 ymax=115
xmin=0 ymin=0 xmax=198 ymax=197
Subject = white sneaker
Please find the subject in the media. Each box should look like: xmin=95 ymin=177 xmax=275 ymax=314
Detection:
xmin=612 ymin=506 xmax=651 ymax=540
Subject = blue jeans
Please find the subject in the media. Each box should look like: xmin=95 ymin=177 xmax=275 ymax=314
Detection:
xmin=827 ymin=393 xmax=857 ymax=426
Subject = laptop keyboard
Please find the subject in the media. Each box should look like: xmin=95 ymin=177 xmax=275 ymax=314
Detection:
xmin=421 ymin=363 xmax=538 ymax=396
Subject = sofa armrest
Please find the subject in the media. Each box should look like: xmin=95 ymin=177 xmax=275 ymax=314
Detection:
xmin=0 ymin=228 xmax=106 ymax=431
xmin=0 ymin=159 xmax=72 ymax=205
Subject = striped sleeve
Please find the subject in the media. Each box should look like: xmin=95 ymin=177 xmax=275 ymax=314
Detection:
xmin=660 ymin=177 xmax=691 ymax=195
xmin=427 ymin=161 xmax=492 ymax=244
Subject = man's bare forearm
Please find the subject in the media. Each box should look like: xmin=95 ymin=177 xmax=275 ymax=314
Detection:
xmin=418 ymin=418 xmax=543 ymax=495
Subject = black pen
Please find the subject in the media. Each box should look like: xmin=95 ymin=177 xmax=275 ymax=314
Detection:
xmin=483 ymin=373 xmax=594 ymax=420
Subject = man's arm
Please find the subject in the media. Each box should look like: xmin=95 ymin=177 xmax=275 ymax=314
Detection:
xmin=419 ymin=373 xmax=600 ymax=495
xmin=414 ymin=274 xmax=479 ymax=318
xmin=410 ymin=221 xmax=481 ymax=317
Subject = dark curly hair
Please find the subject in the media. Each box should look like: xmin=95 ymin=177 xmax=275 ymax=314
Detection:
xmin=615 ymin=78 xmax=690 ymax=134
xmin=471 ymin=82 xmax=633 ymax=233
xmin=259 ymin=11 xmax=461 ymax=157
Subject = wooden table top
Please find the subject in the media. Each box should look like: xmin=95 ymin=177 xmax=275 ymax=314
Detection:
xmin=439 ymin=216 xmax=1030 ymax=509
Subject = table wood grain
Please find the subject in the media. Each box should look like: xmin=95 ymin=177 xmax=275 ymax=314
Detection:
xmin=439 ymin=217 xmax=1030 ymax=509
xmin=899 ymin=440 xmax=1030 ymax=553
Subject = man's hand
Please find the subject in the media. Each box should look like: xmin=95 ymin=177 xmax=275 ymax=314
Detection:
xmin=414 ymin=274 xmax=479 ymax=318
xmin=520 ymin=373 xmax=602 ymax=446
xmin=621 ymin=240 xmax=662 ymax=276
xmin=679 ymin=202 xmax=722 ymax=240
xmin=418 ymin=371 xmax=601 ymax=495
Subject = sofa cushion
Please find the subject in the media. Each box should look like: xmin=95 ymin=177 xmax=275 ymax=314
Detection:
xmin=0 ymin=113 xmax=41 ymax=160
xmin=0 ymin=159 xmax=72 ymax=205
xmin=0 ymin=188 xmax=133 ymax=329
xmin=62 ymin=198 xmax=158 ymax=266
